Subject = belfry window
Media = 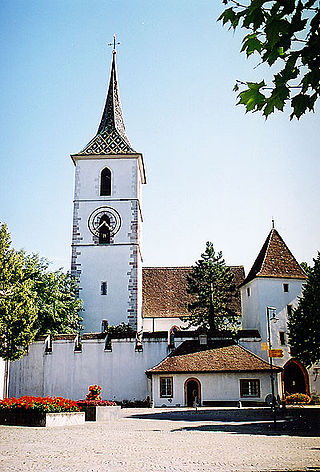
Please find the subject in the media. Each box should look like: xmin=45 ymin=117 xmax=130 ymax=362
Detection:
xmin=100 ymin=167 xmax=111 ymax=196
xmin=99 ymin=214 xmax=111 ymax=244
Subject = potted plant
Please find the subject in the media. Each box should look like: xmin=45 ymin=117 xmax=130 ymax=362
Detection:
xmin=77 ymin=385 xmax=120 ymax=421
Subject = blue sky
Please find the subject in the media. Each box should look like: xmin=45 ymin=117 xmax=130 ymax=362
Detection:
xmin=1 ymin=0 xmax=319 ymax=274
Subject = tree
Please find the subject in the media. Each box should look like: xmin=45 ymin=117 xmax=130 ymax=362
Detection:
xmin=0 ymin=224 xmax=38 ymax=396
xmin=219 ymin=1 xmax=320 ymax=119
xmin=288 ymin=252 xmax=320 ymax=367
xmin=0 ymin=224 xmax=38 ymax=362
xmin=186 ymin=242 xmax=238 ymax=332
xmin=23 ymin=254 xmax=83 ymax=335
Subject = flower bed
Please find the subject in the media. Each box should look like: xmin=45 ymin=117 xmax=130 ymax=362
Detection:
xmin=0 ymin=396 xmax=80 ymax=413
xmin=285 ymin=393 xmax=311 ymax=405
xmin=0 ymin=396 xmax=84 ymax=427
xmin=77 ymin=385 xmax=120 ymax=421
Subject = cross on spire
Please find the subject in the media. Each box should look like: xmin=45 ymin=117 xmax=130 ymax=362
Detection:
xmin=108 ymin=34 xmax=120 ymax=52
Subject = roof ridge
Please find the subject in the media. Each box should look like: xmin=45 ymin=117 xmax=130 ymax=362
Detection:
xmin=258 ymin=228 xmax=273 ymax=276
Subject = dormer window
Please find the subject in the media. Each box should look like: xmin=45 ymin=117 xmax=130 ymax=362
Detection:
xmin=100 ymin=167 xmax=111 ymax=196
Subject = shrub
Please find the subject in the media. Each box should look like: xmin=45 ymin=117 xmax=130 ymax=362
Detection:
xmin=0 ymin=396 xmax=79 ymax=413
xmin=285 ymin=393 xmax=311 ymax=405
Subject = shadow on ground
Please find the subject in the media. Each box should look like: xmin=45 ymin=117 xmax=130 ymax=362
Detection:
xmin=127 ymin=410 xmax=320 ymax=437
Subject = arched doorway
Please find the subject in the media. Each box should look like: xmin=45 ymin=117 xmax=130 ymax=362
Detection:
xmin=184 ymin=378 xmax=201 ymax=407
xmin=283 ymin=359 xmax=309 ymax=395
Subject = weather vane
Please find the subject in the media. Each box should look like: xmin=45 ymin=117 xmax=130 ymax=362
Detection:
xmin=108 ymin=34 xmax=120 ymax=52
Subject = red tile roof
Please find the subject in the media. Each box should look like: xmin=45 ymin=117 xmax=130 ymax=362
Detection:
xmin=147 ymin=340 xmax=280 ymax=374
xmin=142 ymin=266 xmax=245 ymax=319
xmin=241 ymin=229 xmax=306 ymax=286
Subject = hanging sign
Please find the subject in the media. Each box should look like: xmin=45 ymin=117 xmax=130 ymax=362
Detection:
xmin=268 ymin=349 xmax=284 ymax=358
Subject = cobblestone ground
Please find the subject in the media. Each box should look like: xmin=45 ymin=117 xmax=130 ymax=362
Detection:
xmin=0 ymin=408 xmax=319 ymax=472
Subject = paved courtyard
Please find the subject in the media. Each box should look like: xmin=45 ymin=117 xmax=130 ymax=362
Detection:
xmin=0 ymin=408 xmax=319 ymax=472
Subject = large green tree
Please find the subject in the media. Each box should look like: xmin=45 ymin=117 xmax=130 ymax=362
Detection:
xmin=219 ymin=1 xmax=320 ymax=119
xmin=0 ymin=224 xmax=38 ymax=397
xmin=0 ymin=224 xmax=38 ymax=362
xmin=186 ymin=242 xmax=238 ymax=332
xmin=23 ymin=254 xmax=83 ymax=335
xmin=0 ymin=223 xmax=83 ymax=359
xmin=288 ymin=252 xmax=320 ymax=367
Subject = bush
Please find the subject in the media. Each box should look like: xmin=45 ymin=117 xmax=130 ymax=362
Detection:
xmin=0 ymin=396 xmax=79 ymax=413
xmin=285 ymin=393 xmax=311 ymax=405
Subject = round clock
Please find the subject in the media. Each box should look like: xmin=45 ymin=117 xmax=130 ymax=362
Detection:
xmin=88 ymin=206 xmax=121 ymax=237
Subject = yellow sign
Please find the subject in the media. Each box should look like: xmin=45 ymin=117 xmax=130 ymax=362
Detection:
xmin=261 ymin=342 xmax=269 ymax=351
xmin=268 ymin=349 xmax=284 ymax=358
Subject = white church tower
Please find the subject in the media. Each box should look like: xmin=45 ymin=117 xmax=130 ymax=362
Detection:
xmin=70 ymin=42 xmax=146 ymax=333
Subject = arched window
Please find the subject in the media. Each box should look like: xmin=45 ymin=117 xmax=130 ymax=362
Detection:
xmin=100 ymin=167 xmax=111 ymax=196
xmin=99 ymin=214 xmax=111 ymax=244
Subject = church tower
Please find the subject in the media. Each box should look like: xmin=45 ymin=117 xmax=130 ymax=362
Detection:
xmin=71 ymin=43 xmax=146 ymax=333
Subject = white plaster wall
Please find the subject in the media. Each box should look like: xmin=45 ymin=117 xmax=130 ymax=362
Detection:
xmin=152 ymin=372 xmax=279 ymax=407
xmin=79 ymin=245 xmax=133 ymax=331
xmin=241 ymin=277 xmax=304 ymax=366
xmin=143 ymin=317 xmax=189 ymax=333
xmin=74 ymin=157 xmax=141 ymax=201
xmin=0 ymin=358 xmax=5 ymax=399
xmin=9 ymin=338 xmax=169 ymax=401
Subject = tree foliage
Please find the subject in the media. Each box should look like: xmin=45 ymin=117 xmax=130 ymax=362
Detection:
xmin=23 ymin=254 xmax=83 ymax=335
xmin=186 ymin=242 xmax=238 ymax=332
xmin=219 ymin=1 xmax=320 ymax=119
xmin=0 ymin=223 xmax=83 ymax=362
xmin=288 ymin=252 xmax=320 ymax=367
xmin=0 ymin=224 xmax=38 ymax=361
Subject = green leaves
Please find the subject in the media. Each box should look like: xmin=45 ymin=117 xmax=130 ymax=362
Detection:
xmin=219 ymin=0 xmax=320 ymax=119
xmin=237 ymin=81 xmax=266 ymax=112
xmin=241 ymin=33 xmax=263 ymax=56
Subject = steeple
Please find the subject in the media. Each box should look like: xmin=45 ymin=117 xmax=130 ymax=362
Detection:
xmin=241 ymin=226 xmax=307 ymax=286
xmin=79 ymin=46 xmax=135 ymax=155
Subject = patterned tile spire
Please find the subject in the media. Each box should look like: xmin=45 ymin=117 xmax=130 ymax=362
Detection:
xmin=241 ymin=226 xmax=307 ymax=286
xmin=79 ymin=45 xmax=135 ymax=155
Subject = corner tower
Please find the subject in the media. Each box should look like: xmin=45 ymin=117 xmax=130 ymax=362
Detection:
xmin=240 ymin=225 xmax=306 ymax=364
xmin=71 ymin=44 xmax=146 ymax=333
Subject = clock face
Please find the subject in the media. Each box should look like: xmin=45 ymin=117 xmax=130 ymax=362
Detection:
xmin=88 ymin=207 xmax=121 ymax=237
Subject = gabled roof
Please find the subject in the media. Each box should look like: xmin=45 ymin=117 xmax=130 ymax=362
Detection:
xmin=241 ymin=228 xmax=306 ymax=286
xmin=142 ymin=266 xmax=245 ymax=319
xmin=78 ymin=50 xmax=135 ymax=155
xmin=147 ymin=340 xmax=279 ymax=374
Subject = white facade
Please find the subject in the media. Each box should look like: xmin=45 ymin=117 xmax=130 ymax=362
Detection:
xmin=143 ymin=317 xmax=189 ymax=333
xmin=240 ymin=277 xmax=304 ymax=366
xmin=71 ymin=155 xmax=144 ymax=332
xmin=151 ymin=372 xmax=280 ymax=408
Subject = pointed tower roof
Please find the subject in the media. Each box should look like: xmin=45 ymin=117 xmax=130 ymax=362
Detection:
xmin=78 ymin=49 xmax=135 ymax=155
xmin=241 ymin=227 xmax=307 ymax=286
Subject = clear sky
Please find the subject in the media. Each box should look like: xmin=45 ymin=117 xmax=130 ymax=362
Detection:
xmin=1 ymin=0 xmax=319 ymax=275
